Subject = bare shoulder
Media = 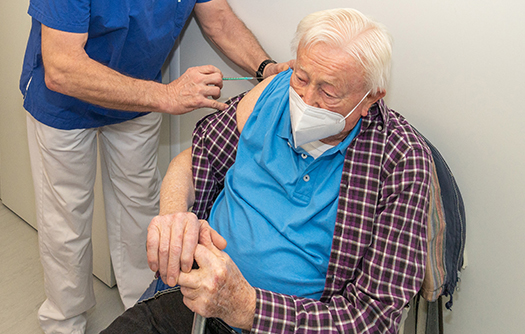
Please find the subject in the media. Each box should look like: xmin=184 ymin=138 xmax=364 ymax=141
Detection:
xmin=236 ymin=75 xmax=276 ymax=133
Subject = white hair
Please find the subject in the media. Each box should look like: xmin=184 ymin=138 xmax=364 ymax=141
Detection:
xmin=291 ymin=8 xmax=392 ymax=94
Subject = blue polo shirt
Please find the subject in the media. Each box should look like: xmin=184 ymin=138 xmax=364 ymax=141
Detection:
xmin=20 ymin=0 xmax=210 ymax=130
xmin=209 ymin=70 xmax=362 ymax=300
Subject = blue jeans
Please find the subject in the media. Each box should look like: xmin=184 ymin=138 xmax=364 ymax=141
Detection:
xmin=102 ymin=277 xmax=238 ymax=334
xmin=138 ymin=275 xmax=178 ymax=303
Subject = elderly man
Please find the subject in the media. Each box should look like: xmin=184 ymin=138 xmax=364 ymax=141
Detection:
xmin=104 ymin=8 xmax=432 ymax=333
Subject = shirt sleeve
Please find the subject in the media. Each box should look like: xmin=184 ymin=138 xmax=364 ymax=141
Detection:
xmin=191 ymin=93 xmax=245 ymax=220
xmin=28 ymin=0 xmax=91 ymax=33
xmin=250 ymin=137 xmax=432 ymax=333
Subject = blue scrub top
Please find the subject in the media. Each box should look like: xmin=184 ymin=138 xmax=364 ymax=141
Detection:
xmin=20 ymin=0 xmax=210 ymax=130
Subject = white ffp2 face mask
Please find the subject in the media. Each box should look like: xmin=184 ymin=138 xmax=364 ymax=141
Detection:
xmin=288 ymin=87 xmax=370 ymax=147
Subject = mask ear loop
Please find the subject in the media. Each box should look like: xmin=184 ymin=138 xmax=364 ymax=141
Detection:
xmin=339 ymin=90 xmax=371 ymax=122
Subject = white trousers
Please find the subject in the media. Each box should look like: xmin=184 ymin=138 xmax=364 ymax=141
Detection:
xmin=26 ymin=112 xmax=162 ymax=334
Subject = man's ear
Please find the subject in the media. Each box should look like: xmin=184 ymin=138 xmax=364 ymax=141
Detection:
xmin=370 ymin=90 xmax=386 ymax=104
xmin=360 ymin=90 xmax=386 ymax=117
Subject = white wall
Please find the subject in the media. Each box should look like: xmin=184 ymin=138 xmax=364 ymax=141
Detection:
xmin=177 ymin=0 xmax=525 ymax=333
xmin=0 ymin=0 xmax=35 ymax=224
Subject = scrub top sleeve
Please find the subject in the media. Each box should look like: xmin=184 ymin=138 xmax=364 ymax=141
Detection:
xmin=28 ymin=0 xmax=91 ymax=33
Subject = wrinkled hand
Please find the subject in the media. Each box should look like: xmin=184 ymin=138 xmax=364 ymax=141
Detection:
xmin=178 ymin=242 xmax=256 ymax=330
xmin=163 ymin=65 xmax=229 ymax=115
xmin=146 ymin=212 xmax=227 ymax=287
xmin=263 ymin=59 xmax=295 ymax=78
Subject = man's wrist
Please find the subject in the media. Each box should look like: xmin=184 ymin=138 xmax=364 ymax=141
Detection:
xmin=237 ymin=286 xmax=257 ymax=330
xmin=256 ymin=59 xmax=277 ymax=82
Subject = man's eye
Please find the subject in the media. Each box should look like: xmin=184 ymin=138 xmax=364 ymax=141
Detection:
xmin=322 ymin=90 xmax=336 ymax=98
xmin=294 ymin=78 xmax=308 ymax=87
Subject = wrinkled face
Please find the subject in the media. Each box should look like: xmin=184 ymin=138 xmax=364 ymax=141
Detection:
xmin=290 ymin=43 xmax=383 ymax=145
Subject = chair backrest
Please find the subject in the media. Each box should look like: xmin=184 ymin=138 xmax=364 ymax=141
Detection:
xmin=413 ymin=127 xmax=467 ymax=309
xmin=420 ymin=158 xmax=447 ymax=302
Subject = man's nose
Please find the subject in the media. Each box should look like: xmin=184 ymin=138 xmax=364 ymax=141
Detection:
xmin=299 ymin=87 xmax=319 ymax=108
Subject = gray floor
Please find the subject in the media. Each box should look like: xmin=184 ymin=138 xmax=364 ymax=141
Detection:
xmin=0 ymin=201 xmax=125 ymax=334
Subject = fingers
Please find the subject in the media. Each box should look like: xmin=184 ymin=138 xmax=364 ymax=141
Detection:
xmin=202 ymin=99 xmax=228 ymax=111
xmin=178 ymin=243 xmax=222 ymax=309
xmin=166 ymin=65 xmax=229 ymax=114
xmin=177 ymin=245 xmax=216 ymax=310
xmin=146 ymin=212 xmax=202 ymax=287
xmin=177 ymin=244 xmax=256 ymax=328
xmin=211 ymin=228 xmax=227 ymax=250
xmin=147 ymin=215 xmax=175 ymax=273
xmin=165 ymin=219 xmax=185 ymax=286
xmin=146 ymin=222 xmax=160 ymax=272
xmin=177 ymin=245 xmax=212 ymax=289
xmin=285 ymin=59 xmax=296 ymax=70
xmin=179 ymin=220 xmax=199 ymax=274
xmin=262 ymin=60 xmax=295 ymax=77
xmin=146 ymin=212 xmax=226 ymax=287
xmin=181 ymin=64 xmax=223 ymax=88
xmin=198 ymin=220 xmax=227 ymax=250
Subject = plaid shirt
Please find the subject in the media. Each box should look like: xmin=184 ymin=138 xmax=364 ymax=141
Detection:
xmin=191 ymin=92 xmax=432 ymax=334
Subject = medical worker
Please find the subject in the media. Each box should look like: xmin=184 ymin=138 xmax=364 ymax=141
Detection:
xmin=19 ymin=0 xmax=287 ymax=332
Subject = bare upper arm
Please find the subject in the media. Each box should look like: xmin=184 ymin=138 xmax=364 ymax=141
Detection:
xmin=41 ymin=24 xmax=88 ymax=64
xmin=236 ymin=76 xmax=276 ymax=133
xmin=194 ymin=0 xmax=232 ymax=35
xmin=40 ymin=24 xmax=89 ymax=89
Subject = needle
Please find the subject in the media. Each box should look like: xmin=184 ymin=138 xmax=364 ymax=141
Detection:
xmin=222 ymin=77 xmax=263 ymax=81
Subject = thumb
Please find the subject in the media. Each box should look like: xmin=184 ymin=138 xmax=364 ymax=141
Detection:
xmin=208 ymin=100 xmax=228 ymax=111
xmin=211 ymin=229 xmax=227 ymax=250
xmin=199 ymin=221 xmax=227 ymax=250
xmin=285 ymin=59 xmax=295 ymax=71
xmin=192 ymin=243 xmax=217 ymax=271
xmin=177 ymin=245 xmax=210 ymax=289
xmin=278 ymin=63 xmax=290 ymax=72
